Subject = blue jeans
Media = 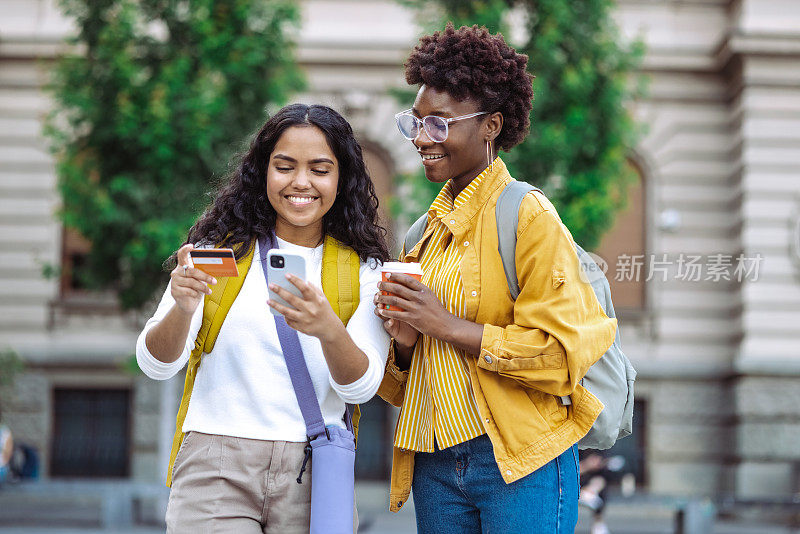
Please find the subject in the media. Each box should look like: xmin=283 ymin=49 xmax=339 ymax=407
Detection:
xmin=412 ymin=434 xmax=580 ymax=534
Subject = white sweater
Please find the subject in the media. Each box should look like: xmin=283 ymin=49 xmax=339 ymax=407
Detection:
xmin=136 ymin=238 xmax=390 ymax=442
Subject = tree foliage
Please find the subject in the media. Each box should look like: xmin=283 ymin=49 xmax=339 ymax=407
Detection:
xmin=45 ymin=0 xmax=304 ymax=309
xmin=398 ymin=0 xmax=644 ymax=250
xmin=0 ymin=349 xmax=24 ymax=388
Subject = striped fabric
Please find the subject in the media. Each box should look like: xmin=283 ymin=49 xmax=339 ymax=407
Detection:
xmin=394 ymin=166 xmax=497 ymax=452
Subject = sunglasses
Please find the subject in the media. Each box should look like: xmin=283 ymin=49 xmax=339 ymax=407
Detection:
xmin=395 ymin=109 xmax=488 ymax=143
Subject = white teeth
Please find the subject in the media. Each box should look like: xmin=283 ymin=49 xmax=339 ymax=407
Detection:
xmin=421 ymin=154 xmax=444 ymax=161
xmin=287 ymin=196 xmax=315 ymax=204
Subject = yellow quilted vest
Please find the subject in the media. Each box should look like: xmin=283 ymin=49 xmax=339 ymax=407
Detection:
xmin=166 ymin=235 xmax=362 ymax=487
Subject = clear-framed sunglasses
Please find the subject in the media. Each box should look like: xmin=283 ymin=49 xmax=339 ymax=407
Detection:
xmin=395 ymin=109 xmax=488 ymax=143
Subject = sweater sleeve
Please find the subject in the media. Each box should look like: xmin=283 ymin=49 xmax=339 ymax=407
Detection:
xmin=135 ymin=280 xmax=203 ymax=380
xmin=329 ymin=259 xmax=392 ymax=404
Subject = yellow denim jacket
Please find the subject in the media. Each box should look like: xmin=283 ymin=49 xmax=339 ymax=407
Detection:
xmin=378 ymin=159 xmax=617 ymax=512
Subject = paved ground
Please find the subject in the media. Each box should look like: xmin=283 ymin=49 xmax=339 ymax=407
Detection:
xmin=1 ymin=481 xmax=798 ymax=533
xmin=0 ymin=517 xmax=797 ymax=534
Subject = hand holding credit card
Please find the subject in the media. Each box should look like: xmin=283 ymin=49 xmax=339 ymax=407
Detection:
xmin=189 ymin=248 xmax=239 ymax=277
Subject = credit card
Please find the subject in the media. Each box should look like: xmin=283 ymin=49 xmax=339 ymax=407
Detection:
xmin=189 ymin=248 xmax=239 ymax=277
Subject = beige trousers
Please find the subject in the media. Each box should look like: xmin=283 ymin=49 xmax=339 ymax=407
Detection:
xmin=166 ymin=432 xmax=357 ymax=534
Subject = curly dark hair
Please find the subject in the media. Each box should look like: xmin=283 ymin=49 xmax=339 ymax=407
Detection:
xmin=183 ymin=104 xmax=390 ymax=264
xmin=405 ymin=23 xmax=534 ymax=151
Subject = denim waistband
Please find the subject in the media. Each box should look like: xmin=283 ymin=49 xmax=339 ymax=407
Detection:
xmin=429 ymin=433 xmax=491 ymax=459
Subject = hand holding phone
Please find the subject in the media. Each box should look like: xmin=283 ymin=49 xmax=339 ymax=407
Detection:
xmin=266 ymin=250 xmax=307 ymax=316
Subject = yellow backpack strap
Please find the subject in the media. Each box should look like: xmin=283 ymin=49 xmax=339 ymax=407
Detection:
xmin=166 ymin=242 xmax=255 ymax=487
xmin=321 ymin=235 xmax=361 ymax=325
xmin=321 ymin=235 xmax=363 ymax=444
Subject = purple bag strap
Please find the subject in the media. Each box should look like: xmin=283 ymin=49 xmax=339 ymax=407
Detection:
xmin=258 ymin=233 xmax=326 ymax=439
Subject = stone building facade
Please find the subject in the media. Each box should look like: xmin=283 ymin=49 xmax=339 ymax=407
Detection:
xmin=0 ymin=0 xmax=798 ymax=500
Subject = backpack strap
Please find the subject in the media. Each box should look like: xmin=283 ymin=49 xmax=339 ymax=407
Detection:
xmin=403 ymin=213 xmax=430 ymax=256
xmin=322 ymin=234 xmax=360 ymax=325
xmin=495 ymin=181 xmax=543 ymax=300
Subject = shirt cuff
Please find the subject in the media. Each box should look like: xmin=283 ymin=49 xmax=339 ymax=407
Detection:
xmin=329 ymin=351 xmax=383 ymax=404
xmin=135 ymin=324 xmax=189 ymax=380
xmin=477 ymin=324 xmax=502 ymax=372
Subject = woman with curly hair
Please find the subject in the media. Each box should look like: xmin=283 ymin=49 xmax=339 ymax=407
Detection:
xmin=136 ymin=104 xmax=391 ymax=533
xmin=375 ymin=24 xmax=617 ymax=532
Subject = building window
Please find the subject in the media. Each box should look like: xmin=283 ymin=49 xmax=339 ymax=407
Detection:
xmin=50 ymin=226 xmax=121 ymax=329
xmin=594 ymin=160 xmax=647 ymax=314
xmin=50 ymin=388 xmax=131 ymax=478
xmin=59 ymin=227 xmax=91 ymax=297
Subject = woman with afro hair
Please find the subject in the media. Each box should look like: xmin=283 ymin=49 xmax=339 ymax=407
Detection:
xmin=375 ymin=24 xmax=617 ymax=533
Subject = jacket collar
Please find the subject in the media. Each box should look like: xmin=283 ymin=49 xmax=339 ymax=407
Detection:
xmin=404 ymin=158 xmax=512 ymax=262
xmin=428 ymin=157 xmax=511 ymax=235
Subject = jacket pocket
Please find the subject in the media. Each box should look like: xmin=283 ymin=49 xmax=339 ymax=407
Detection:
xmin=527 ymin=389 xmax=566 ymax=426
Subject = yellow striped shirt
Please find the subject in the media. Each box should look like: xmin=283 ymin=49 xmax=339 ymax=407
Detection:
xmin=393 ymin=167 xmax=494 ymax=452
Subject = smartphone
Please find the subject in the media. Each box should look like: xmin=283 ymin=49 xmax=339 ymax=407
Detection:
xmin=189 ymin=248 xmax=238 ymax=277
xmin=266 ymin=249 xmax=307 ymax=315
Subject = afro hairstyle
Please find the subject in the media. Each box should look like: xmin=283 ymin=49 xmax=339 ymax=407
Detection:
xmin=404 ymin=23 xmax=534 ymax=152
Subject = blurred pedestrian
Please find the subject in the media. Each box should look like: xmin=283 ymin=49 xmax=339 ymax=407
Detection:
xmin=579 ymin=453 xmax=612 ymax=534
xmin=0 ymin=406 xmax=13 ymax=486
xmin=375 ymin=23 xmax=617 ymax=533
xmin=136 ymin=104 xmax=391 ymax=533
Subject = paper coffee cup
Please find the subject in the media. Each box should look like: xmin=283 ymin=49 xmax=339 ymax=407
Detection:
xmin=380 ymin=262 xmax=423 ymax=311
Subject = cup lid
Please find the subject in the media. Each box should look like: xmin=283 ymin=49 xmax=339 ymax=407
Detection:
xmin=381 ymin=261 xmax=423 ymax=275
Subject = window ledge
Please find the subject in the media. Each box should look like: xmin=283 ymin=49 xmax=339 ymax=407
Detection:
xmin=48 ymin=292 xmax=126 ymax=330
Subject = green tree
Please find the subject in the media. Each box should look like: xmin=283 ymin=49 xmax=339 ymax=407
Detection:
xmin=0 ymin=349 xmax=24 ymax=388
xmin=397 ymin=0 xmax=644 ymax=250
xmin=45 ymin=0 xmax=304 ymax=309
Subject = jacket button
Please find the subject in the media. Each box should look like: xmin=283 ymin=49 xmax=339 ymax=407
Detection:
xmin=450 ymin=219 xmax=456 ymax=224
xmin=485 ymin=418 xmax=490 ymax=424
xmin=397 ymin=500 xmax=402 ymax=507
xmin=484 ymin=355 xmax=492 ymax=364
xmin=464 ymin=241 xmax=469 ymax=247
xmin=506 ymin=469 xmax=512 ymax=476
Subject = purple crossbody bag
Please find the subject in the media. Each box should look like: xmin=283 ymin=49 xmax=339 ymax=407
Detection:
xmin=258 ymin=234 xmax=355 ymax=534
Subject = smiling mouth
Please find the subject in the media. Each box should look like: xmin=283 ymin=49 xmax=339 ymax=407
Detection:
xmin=285 ymin=195 xmax=318 ymax=205
xmin=420 ymin=153 xmax=445 ymax=161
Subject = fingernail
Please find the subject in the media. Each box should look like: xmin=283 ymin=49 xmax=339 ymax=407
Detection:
xmin=211 ymin=278 xmax=217 ymax=285
xmin=387 ymin=320 xmax=393 ymax=326
xmin=268 ymin=283 xmax=275 ymax=290
xmin=386 ymin=273 xmax=391 ymax=279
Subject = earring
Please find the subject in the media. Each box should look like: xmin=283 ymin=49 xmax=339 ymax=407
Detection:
xmin=486 ymin=140 xmax=494 ymax=172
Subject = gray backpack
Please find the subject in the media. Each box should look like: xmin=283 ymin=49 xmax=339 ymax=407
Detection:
xmin=403 ymin=180 xmax=636 ymax=450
